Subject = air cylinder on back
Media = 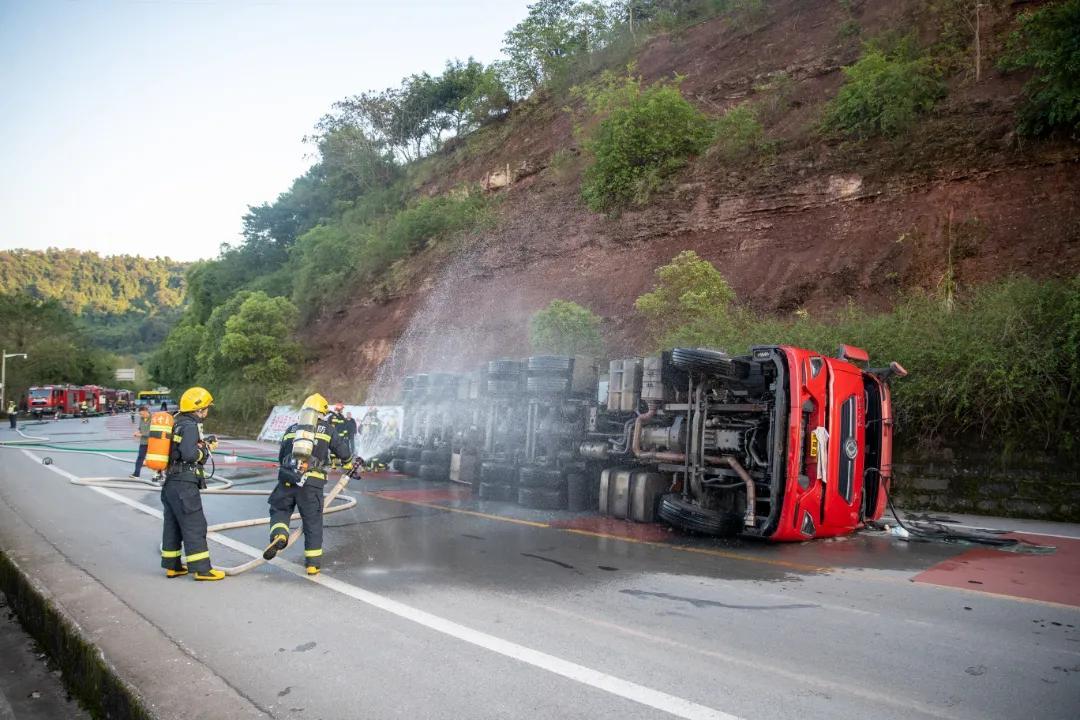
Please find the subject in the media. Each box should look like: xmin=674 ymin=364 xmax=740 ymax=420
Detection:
xmin=292 ymin=406 xmax=321 ymax=460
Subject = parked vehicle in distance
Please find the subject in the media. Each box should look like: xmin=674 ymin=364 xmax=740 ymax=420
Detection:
xmin=136 ymin=388 xmax=176 ymax=412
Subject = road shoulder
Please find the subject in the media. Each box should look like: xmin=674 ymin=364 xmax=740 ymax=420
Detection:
xmin=0 ymin=490 xmax=268 ymax=720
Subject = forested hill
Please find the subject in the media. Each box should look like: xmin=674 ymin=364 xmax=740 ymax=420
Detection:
xmin=0 ymin=249 xmax=186 ymax=314
xmin=0 ymin=249 xmax=188 ymax=356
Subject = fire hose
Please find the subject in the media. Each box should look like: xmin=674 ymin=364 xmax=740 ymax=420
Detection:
xmin=1 ymin=427 xmax=359 ymax=576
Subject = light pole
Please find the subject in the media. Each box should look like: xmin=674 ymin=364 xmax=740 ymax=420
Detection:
xmin=1 ymin=350 xmax=29 ymax=413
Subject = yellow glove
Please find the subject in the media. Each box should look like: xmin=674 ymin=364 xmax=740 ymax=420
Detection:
xmin=342 ymin=460 xmax=354 ymax=471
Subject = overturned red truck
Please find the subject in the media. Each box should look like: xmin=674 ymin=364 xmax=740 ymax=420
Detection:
xmin=392 ymin=344 xmax=907 ymax=541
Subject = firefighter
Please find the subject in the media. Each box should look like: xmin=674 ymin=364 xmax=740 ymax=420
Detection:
xmin=262 ymin=393 xmax=352 ymax=575
xmin=328 ymin=401 xmax=352 ymax=449
xmin=159 ymin=387 xmax=224 ymax=581
xmin=79 ymin=400 xmax=89 ymax=423
xmin=343 ymin=411 xmax=358 ymax=450
xmin=6 ymin=401 xmax=16 ymax=430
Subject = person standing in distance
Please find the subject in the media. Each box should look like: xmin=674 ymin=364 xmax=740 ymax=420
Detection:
xmin=160 ymin=387 xmax=224 ymax=581
xmin=130 ymin=405 xmax=151 ymax=479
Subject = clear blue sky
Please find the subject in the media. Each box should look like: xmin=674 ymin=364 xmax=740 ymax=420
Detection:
xmin=0 ymin=0 xmax=533 ymax=261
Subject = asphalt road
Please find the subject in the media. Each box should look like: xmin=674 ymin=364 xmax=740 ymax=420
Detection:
xmin=0 ymin=416 xmax=1077 ymax=720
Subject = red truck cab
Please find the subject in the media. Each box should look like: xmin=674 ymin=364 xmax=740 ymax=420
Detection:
xmin=653 ymin=344 xmax=905 ymax=541
xmin=767 ymin=345 xmax=903 ymax=540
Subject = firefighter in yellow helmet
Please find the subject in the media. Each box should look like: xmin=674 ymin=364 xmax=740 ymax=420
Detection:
xmin=263 ymin=393 xmax=352 ymax=575
xmin=159 ymin=387 xmax=224 ymax=581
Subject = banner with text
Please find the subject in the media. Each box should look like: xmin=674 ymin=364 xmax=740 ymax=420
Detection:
xmin=257 ymin=405 xmax=403 ymax=459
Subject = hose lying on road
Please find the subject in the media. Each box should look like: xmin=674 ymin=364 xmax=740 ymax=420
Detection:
xmin=1 ymin=427 xmax=358 ymax=576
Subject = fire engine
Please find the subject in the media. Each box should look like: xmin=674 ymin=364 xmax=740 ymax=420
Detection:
xmin=28 ymin=385 xmax=132 ymax=418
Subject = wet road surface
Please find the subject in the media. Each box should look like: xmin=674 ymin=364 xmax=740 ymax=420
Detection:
xmin=0 ymin=417 xmax=1077 ymax=720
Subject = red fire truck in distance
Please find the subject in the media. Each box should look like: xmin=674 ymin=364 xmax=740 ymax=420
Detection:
xmin=28 ymin=385 xmax=130 ymax=418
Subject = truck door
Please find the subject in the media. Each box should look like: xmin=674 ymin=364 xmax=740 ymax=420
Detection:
xmin=821 ymin=359 xmax=866 ymax=533
xmin=798 ymin=352 xmax=829 ymax=536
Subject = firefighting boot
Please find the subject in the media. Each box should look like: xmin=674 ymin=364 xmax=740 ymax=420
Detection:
xmin=165 ymin=566 xmax=188 ymax=578
xmin=306 ymin=566 xmax=320 ymax=576
xmin=263 ymin=535 xmax=288 ymax=561
xmin=194 ymin=569 xmax=225 ymax=581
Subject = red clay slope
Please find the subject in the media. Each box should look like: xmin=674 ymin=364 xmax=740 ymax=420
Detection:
xmin=307 ymin=0 xmax=1080 ymax=398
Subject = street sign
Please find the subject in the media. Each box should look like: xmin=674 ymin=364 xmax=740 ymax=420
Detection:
xmin=115 ymin=368 xmax=136 ymax=382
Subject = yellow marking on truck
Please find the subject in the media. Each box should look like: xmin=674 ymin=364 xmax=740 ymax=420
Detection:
xmin=809 ymin=432 xmax=818 ymax=458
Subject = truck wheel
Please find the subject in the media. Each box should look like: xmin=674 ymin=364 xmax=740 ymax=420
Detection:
xmin=401 ymin=445 xmax=422 ymax=461
xmin=487 ymin=360 xmax=523 ymax=376
xmin=480 ymin=462 xmax=516 ymax=485
xmin=389 ymin=459 xmax=404 ymax=473
xmin=420 ymin=449 xmax=451 ymax=466
xmin=418 ymin=464 xmax=448 ymax=481
xmin=518 ymin=487 xmax=566 ymax=510
xmin=657 ymin=494 xmax=743 ymax=537
xmin=526 ymin=355 xmax=573 ymax=375
xmin=525 ymin=376 xmax=570 ymax=396
xmin=519 ymin=466 xmax=564 ymax=490
xmin=670 ymin=348 xmax=737 ymax=378
xmin=401 ymin=461 xmax=421 ymax=477
xmin=479 ymin=482 xmax=514 ymax=501
xmin=483 ymin=379 xmax=521 ymax=396
xmin=566 ymin=472 xmax=594 ymax=512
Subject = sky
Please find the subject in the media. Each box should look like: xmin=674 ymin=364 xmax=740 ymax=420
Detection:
xmin=0 ymin=0 xmax=534 ymax=261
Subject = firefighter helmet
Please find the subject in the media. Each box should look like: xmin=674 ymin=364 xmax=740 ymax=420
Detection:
xmin=302 ymin=393 xmax=329 ymax=414
xmin=179 ymin=387 xmax=214 ymax=412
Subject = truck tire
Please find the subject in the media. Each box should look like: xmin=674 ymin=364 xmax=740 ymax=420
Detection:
xmin=420 ymin=449 xmax=451 ymax=466
xmin=418 ymin=464 xmax=448 ymax=482
xmin=480 ymin=462 xmax=516 ymax=485
xmin=518 ymin=466 xmax=564 ymax=490
xmin=389 ymin=459 xmax=405 ymax=473
xmin=401 ymin=460 xmax=421 ymax=477
xmin=670 ymin=348 xmax=737 ymax=378
xmin=478 ymin=482 xmax=514 ymax=501
xmin=526 ymin=355 xmax=573 ymax=375
xmin=566 ymin=472 xmax=593 ymax=512
xmin=402 ymin=445 xmax=422 ymax=462
xmin=487 ymin=360 xmax=523 ymax=376
xmin=518 ymin=487 xmax=566 ymax=510
xmin=657 ymin=494 xmax=743 ymax=537
xmin=525 ymin=376 xmax=570 ymax=396
xmin=484 ymin=379 xmax=521 ymax=396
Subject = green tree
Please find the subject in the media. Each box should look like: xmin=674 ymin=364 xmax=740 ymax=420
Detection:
xmin=146 ymin=322 xmax=205 ymax=390
xmin=218 ymin=293 xmax=302 ymax=386
xmin=579 ymin=74 xmax=715 ymax=210
xmin=530 ymin=299 xmax=604 ymax=356
xmin=999 ymin=0 xmax=1080 ymax=136
xmin=634 ymin=250 xmax=740 ymax=348
xmin=0 ymin=294 xmax=115 ymax=404
xmin=197 ymin=291 xmax=254 ymax=381
xmin=822 ymin=39 xmax=945 ymax=138
xmin=502 ymin=0 xmax=615 ymax=96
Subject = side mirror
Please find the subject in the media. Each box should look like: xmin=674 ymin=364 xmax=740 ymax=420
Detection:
xmin=837 ymin=344 xmax=870 ymax=365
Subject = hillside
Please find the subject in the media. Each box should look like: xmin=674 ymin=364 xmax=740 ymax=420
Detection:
xmin=307 ymin=0 xmax=1079 ymax=395
xmin=0 ymin=249 xmax=188 ymax=355
xmin=146 ymin=0 xmax=1078 ymax=458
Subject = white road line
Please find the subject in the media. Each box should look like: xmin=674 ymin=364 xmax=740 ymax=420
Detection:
xmin=22 ymin=449 xmax=741 ymax=720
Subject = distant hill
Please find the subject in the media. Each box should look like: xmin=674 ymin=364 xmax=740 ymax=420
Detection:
xmin=0 ymin=248 xmax=189 ymax=356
